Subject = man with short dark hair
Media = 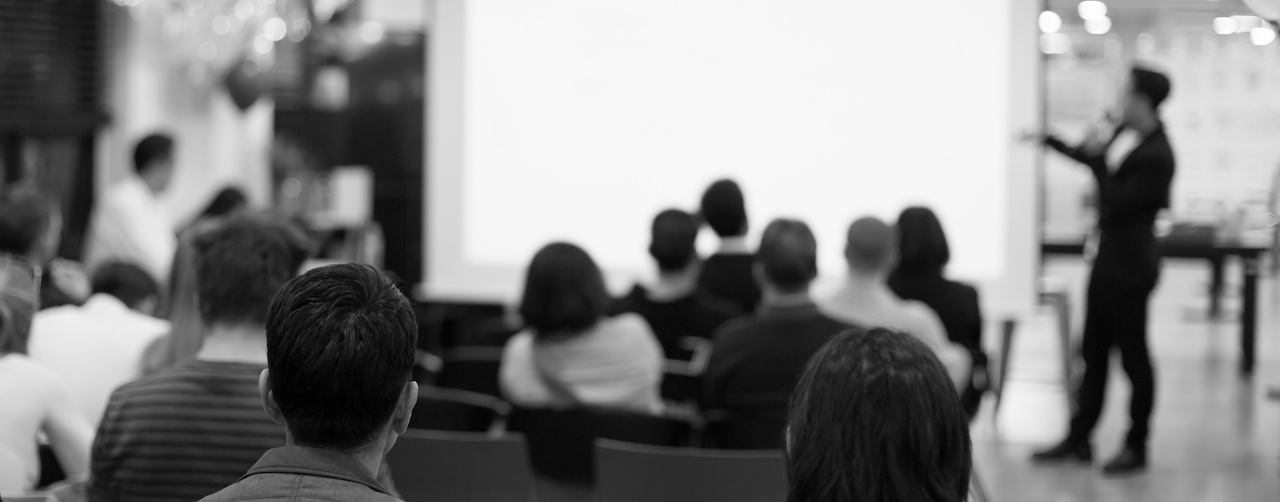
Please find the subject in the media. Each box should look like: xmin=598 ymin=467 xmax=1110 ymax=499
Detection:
xmin=612 ymin=209 xmax=741 ymax=357
xmin=819 ymin=217 xmax=970 ymax=389
xmin=701 ymin=219 xmax=849 ymax=449
xmin=1031 ymin=66 xmax=1175 ymax=475
xmin=84 ymin=133 xmax=179 ymax=284
xmin=30 ymin=262 xmax=169 ymax=426
xmin=89 ymin=214 xmax=313 ymax=502
xmin=697 ymin=179 xmax=761 ymax=313
xmin=200 ymin=263 xmax=417 ymax=502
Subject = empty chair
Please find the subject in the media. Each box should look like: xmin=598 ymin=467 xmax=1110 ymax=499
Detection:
xmin=703 ymin=408 xmax=788 ymax=450
xmin=594 ymin=439 xmax=786 ymax=502
xmin=410 ymin=385 xmax=510 ymax=432
xmin=506 ymin=406 xmax=694 ymax=486
xmin=385 ymin=430 xmax=538 ymax=502
xmin=436 ymin=346 xmax=504 ymax=397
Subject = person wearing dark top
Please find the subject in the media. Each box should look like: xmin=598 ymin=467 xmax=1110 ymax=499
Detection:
xmin=697 ymin=179 xmax=761 ymax=313
xmin=702 ymin=219 xmax=849 ymax=449
xmin=1031 ymin=67 xmax=1176 ymax=475
xmin=888 ymin=206 xmax=988 ymax=419
xmin=89 ymin=214 xmax=314 ymax=502
xmin=612 ymin=209 xmax=741 ymax=358
xmin=201 ymin=264 xmax=416 ymax=502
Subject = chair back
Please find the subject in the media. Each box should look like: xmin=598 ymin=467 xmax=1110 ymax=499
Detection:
xmin=410 ymin=386 xmax=510 ymax=432
xmin=385 ymin=430 xmax=538 ymax=502
xmin=437 ymin=346 xmax=505 ymax=397
xmin=594 ymin=439 xmax=786 ymax=502
xmin=703 ymin=408 xmax=788 ymax=450
xmin=506 ymin=406 xmax=694 ymax=486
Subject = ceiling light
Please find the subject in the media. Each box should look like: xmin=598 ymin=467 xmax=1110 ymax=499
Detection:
xmin=1039 ymin=11 xmax=1063 ymax=34
xmin=1078 ymin=1 xmax=1108 ymax=21
xmin=1085 ymin=16 xmax=1112 ymax=35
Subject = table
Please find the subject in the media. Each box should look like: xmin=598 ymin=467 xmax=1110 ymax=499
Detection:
xmin=1042 ymin=234 xmax=1270 ymax=375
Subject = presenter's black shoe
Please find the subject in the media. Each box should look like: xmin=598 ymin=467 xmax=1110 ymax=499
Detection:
xmin=1030 ymin=439 xmax=1093 ymax=464
xmin=1101 ymin=447 xmax=1147 ymax=476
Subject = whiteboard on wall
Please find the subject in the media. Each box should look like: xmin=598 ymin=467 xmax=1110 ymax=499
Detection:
xmin=424 ymin=0 xmax=1042 ymax=317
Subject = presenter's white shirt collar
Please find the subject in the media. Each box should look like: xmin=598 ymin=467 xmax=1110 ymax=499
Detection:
xmin=717 ymin=236 xmax=751 ymax=255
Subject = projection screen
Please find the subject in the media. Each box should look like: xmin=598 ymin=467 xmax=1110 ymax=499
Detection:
xmin=424 ymin=0 xmax=1042 ymax=317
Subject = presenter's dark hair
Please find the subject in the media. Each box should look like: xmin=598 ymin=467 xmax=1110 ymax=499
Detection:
xmin=757 ymin=219 xmax=817 ymax=293
xmin=266 ymin=263 xmax=417 ymax=452
xmin=649 ymin=209 xmax=699 ymax=273
xmin=519 ymin=242 xmax=610 ymax=337
xmin=1130 ymin=67 xmax=1171 ymax=110
xmin=786 ymin=327 xmax=971 ymax=502
xmin=0 ymin=184 xmax=56 ymax=257
xmin=893 ymin=206 xmax=950 ymax=277
xmin=700 ymin=179 xmax=748 ymax=237
xmin=193 ymin=213 xmax=313 ymax=327
xmin=91 ymin=262 xmax=160 ymax=310
xmin=133 ymin=133 xmax=175 ymax=175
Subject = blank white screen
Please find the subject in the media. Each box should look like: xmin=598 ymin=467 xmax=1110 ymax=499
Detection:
xmin=427 ymin=0 xmax=1040 ymax=314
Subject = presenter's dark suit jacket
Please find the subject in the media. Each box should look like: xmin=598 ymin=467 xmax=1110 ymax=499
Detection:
xmin=1047 ymin=125 xmax=1175 ymax=291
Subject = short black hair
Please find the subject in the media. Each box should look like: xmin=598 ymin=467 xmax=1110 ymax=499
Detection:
xmin=757 ymin=219 xmax=817 ymax=293
xmin=194 ymin=213 xmax=313 ymax=327
xmin=91 ymin=262 xmax=160 ymax=310
xmin=518 ymin=242 xmax=610 ymax=338
xmin=0 ymin=184 xmax=56 ymax=257
xmin=787 ymin=327 xmax=971 ymax=502
xmin=892 ymin=206 xmax=950 ymax=277
xmin=133 ymin=133 xmax=175 ymax=176
xmin=699 ymin=179 xmax=748 ymax=238
xmin=267 ymin=263 xmax=416 ymax=452
xmin=200 ymin=187 xmax=249 ymax=220
xmin=845 ymin=217 xmax=894 ymax=272
xmin=649 ymin=209 xmax=699 ymax=273
xmin=1131 ymin=67 xmax=1171 ymax=110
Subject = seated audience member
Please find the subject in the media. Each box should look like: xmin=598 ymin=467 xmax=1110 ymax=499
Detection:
xmin=0 ymin=185 xmax=90 ymax=310
xmin=701 ymin=219 xmax=848 ymax=447
xmin=140 ymin=220 xmax=216 ymax=375
xmin=499 ymin=242 xmax=664 ymax=414
xmin=612 ymin=209 xmax=741 ymax=358
xmin=888 ymin=207 xmax=989 ymax=418
xmin=820 ymin=217 xmax=970 ymax=389
xmin=30 ymin=263 xmax=170 ymax=426
xmin=89 ymin=214 xmax=314 ymax=502
xmin=0 ymin=207 xmax=94 ymax=496
xmin=786 ymin=327 xmax=971 ymax=502
xmin=697 ymin=179 xmax=761 ymax=313
xmin=84 ymin=133 xmax=178 ymax=285
xmin=201 ymin=264 xmax=416 ymax=502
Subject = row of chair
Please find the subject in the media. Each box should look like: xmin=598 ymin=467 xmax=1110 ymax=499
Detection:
xmin=386 ymin=430 xmax=788 ymax=502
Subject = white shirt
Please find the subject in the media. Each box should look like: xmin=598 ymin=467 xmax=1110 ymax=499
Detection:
xmin=499 ymin=313 xmax=664 ymax=414
xmin=28 ymin=294 xmax=170 ymax=426
xmin=1106 ymin=128 xmax=1144 ymax=174
xmin=83 ymin=177 xmax=176 ymax=284
xmin=819 ymin=279 xmax=971 ymax=388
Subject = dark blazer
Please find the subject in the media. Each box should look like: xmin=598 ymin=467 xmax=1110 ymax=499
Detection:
xmin=1046 ymin=124 xmax=1175 ymax=290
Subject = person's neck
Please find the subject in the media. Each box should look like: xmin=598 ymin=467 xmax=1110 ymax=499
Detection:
xmin=196 ymin=323 xmax=268 ymax=364
xmin=648 ymin=269 xmax=697 ymax=302
xmin=761 ymin=286 xmax=811 ymax=309
xmin=1127 ymin=114 xmax=1159 ymax=136
xmin=844 ymin=268 xmax=890 ymax=293
xmin=288 ymin=431 xmax=388 ymax=479
xmin=717 ymin=236 xmax=751 ymax=255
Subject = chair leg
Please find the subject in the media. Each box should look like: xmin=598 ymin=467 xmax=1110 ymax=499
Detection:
xmin=1051 ymin=293 xmax=1075 ymax=411
xmin=993 ymin=318 xmax=1017 ymax=422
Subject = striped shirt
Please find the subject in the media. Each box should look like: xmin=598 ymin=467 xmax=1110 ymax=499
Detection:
xmin=88 ymin=360 xmax=285 ymax=502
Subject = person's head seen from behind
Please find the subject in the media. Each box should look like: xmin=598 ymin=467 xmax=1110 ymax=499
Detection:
xmin=519 ymin=242 xmax=610 ymax=340
xmin=649 ymin=209 xmax=701 ymax=278
xmin=134 ymin=133 xmax=176 ymax=195
xmin=755 ymin=218 xmax=818 ymax=296
xmin=193 ymin=213 xmax=312 ymax=331
xmin=700 ymin=179 xmax=748 ymax=238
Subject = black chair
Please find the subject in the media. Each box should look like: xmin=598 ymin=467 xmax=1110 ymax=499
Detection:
xmin=410 ymin=385 xmax=511 ymax=432
xmin=386 ymin=430 xmax=538 ymax=502
xmin=594 ymin=439 xmax=786 ymax=502
xmin=703 ymin=408 xmax=788 ymax=450
xmin=436 ymin=346 xmax=505 ymax=398
xmin=506 ymin=406 xmax=695 ymax=486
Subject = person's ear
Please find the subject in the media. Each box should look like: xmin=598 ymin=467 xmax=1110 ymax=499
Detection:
xmin=259 ymin=369 xmax=285 ymax=425
xmin=390 ymin=381 xmax=419 ymax=436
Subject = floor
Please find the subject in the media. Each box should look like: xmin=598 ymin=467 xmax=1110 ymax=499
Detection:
xmin=973 ymin=257 xmax=1280 ymax=502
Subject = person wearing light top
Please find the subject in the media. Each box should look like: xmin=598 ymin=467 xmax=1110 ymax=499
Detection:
xmin=819 ymin=217 xmax=970 ymax=390
xmin=84 ymin=133 xmax=178 ymax=285
xmin=29 ymin=263 xmax=169 ymax=427
xmin=0 ymin=184 xmax=94 ymax=496
xmin=500 ymin=242 xmax=664 ymax=414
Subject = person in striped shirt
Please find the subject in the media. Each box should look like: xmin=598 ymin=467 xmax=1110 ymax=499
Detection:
xmin=88 ymin=213 xmax=314 ymax=502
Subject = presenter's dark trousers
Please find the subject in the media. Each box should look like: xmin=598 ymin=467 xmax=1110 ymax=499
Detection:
xmin=1067 ymin=263 xmax=1158 ymax=451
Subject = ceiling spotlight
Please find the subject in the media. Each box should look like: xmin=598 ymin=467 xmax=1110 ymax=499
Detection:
xmin=1078 ymin=1 xmax=1108 ymax=21
xmin=1085 ymin=16 xmax=1112 ymax=35
xmin=1252 ymin=26 xmax=1277 ymax=45
xmin=1213 ymin=16 xmax=1239 ymax=35
xmin=1040 ymin=33 xmax=1072 ymax=54
xmin=1040 ymin=11 xmax=1063 ymax=34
